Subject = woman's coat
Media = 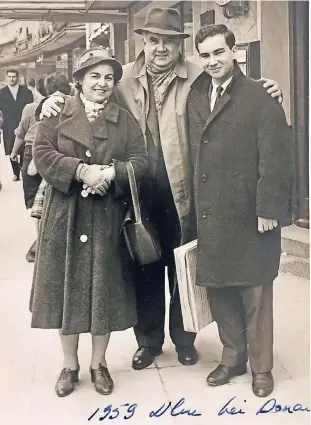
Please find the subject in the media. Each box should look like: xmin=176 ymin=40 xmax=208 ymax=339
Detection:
xmin=30 ymin=95 xmax=148 ymax=335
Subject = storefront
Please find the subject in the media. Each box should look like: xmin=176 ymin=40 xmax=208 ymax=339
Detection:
xmin=125 ymin=0 xmax=308 ymax=226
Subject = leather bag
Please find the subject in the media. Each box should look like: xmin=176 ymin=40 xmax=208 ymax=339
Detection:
xmin=122 ymin=162 xmax=161 ymax=265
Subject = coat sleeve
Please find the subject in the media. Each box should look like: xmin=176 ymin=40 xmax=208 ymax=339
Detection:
xmin=33 ymin=116 xmax=81 ymax=194
xmin=255 ymin=90 xmax=293 ymax=226
xmin=112 ymin=111 xmax=148 ymax=198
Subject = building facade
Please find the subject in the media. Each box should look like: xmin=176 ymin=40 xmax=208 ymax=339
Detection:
xmin=122 ymin=0 xmax=308 ymax=226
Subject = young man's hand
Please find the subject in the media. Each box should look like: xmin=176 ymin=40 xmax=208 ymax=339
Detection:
xmin=260 ymin=78 xmax=282 ymax=103
xmin=258 ymin=217 xmax=278 ymax=233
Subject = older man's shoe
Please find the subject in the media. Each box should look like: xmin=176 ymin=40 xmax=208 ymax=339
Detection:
xmin=252 ymin=372 xmax=274 ymax=397
xmin=55 ymin=367 xmax=79 ymax=397
xmin=176 ymin=345 xmax=198 ymax=366
xmin=207 ymin=364 xmax=247 ymax=386
xmin=132 ymin=347 xmax=162 ymax=370
xmin=90 ymin=364 xmax=114 ymax=395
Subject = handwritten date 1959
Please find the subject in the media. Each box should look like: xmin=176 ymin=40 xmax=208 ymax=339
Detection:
xmin=88 ymin=404 xmax=138 ymax=421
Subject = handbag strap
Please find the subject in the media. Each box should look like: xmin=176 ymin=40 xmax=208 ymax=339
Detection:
xmin=125 ymin=161 xmax=142 ymax=223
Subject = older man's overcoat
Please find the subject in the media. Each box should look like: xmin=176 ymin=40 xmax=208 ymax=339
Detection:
xmin=0 ymin=85 xmax=33 ymax=154
xmin=187 ymin=65 xmax=292 ymax=288
xmin=30 ymin=95 xmax=148 ymax=335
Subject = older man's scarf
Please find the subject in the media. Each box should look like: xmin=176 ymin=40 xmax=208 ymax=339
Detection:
xmin=80 ymin=92 xmax=109 ymax=122
xmin=146 ymin=63 xmax=176 ymax=111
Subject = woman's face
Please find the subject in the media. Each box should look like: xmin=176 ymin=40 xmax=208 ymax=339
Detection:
xmin=80 ymin=63 xmax=115 ymax=103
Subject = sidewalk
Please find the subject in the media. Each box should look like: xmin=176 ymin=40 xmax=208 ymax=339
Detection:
xmin=0 ymin=150 xmax=309 ymax=425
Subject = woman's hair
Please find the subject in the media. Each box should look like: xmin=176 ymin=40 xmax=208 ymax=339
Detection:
xmin=195 ymin=24 xmax=235 ymax=52
xmin=35 ymin=75 xmax=48 ymax=97
xmin=44 ymin=73 xmax=71 ymax=96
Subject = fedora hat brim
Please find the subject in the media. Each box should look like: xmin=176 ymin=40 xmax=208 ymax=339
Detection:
xmin=73 ymin=57 xmax=123 ymax=82
xmin=134 ymin=27 xmax=189 ymax=39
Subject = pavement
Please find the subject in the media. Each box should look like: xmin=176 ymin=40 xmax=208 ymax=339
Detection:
xmin=0 ymin=149 xmax=310 ymax=425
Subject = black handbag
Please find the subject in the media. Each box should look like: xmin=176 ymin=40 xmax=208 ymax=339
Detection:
xmin=122 ymin=162 xmax=162 ymax=266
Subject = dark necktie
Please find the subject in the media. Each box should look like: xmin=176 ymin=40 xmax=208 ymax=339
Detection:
xmin=213 ymin=86 xmax=224 ymax=110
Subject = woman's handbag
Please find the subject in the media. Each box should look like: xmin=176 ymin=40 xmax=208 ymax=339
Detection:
xmin=122 ymin=162 xmax=161 ymax=266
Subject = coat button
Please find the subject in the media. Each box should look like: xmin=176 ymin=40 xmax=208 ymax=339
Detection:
xmin=81 ymin=190 xmax=89 ymax=198
xmin=80 ymin=234 xmax=88 ymax=243
xmin=201 ymin=174 xmax=207 ymax=182
xmin=202 ymin=212 xmax=207 ymax=219
xmin=85 ymin=149 xmax=91 ymax=158
xmin=203 ymin=139 xmax=208 ymax=144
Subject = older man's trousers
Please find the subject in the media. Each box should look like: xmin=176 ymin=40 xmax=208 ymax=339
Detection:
xmin=133 ymin=156 xmax=196 ymax=350
xmin=207 ymin=282 xmax=273 ymax=373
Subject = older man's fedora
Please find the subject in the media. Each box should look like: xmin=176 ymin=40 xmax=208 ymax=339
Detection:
xmin=134 ymin=7 xmax=190 ymax=38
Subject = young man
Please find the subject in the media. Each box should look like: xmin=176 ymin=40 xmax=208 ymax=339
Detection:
xmin=38 ymin=8 xmax=282 ymax=371
xmin=187 ymin=24 xmax=292 ymax=397
xmin=0 ymin=69 xmax=33 ymax=180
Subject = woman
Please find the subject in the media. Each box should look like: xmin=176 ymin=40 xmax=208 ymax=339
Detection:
xmin=30 ymin=48 xmax=148 ymax=397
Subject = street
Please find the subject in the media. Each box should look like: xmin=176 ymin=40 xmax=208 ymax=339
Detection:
xmin=0 ymin=149 xmax=309 ymax=425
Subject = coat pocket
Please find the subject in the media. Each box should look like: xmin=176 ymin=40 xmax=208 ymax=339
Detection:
xmin=229 ymin=174 xmax=253 ymax=219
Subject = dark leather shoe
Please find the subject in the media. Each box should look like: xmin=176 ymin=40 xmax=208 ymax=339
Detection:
xmin=90 ymin=364 xmax=114 ymax=395
xmin=252 ymin=372 xmax=274 ymax=397
xmin=55 ymin=367 xmax=79 ymax=397
xmin=176 ymin=345 xmax=198 ymax=366
xmin=132 ymin=347 xmax=162 ymax=370
xmin=207 ymin=363 xmax=247 ymax=386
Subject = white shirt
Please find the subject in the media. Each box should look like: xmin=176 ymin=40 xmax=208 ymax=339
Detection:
xmin=8 ymin=84 xmax=19 ymax=100
xmin=210 ymin=76 xmax=233 ymax=111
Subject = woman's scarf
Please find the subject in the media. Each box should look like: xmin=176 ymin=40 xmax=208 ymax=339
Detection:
xmin=80 ymin=92 xmax=109 ymax=122
xmin=146 ymin=62 xmax=176 ymax=111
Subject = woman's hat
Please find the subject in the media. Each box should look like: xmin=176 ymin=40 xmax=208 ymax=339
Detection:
xmin=73 ymin=48 xmax=123 ymax=82
xmin=134 ymin=7 xmax=190 ymax=39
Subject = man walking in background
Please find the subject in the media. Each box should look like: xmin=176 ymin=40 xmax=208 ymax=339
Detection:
xmin=0 ymin=69 xmax=33 ymax=181
xmin=188 ymin=24 xmax=292 ymax=397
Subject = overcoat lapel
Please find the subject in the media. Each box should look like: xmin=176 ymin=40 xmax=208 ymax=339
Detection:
xmin=202 ymin=90 xmax=231 ymax=133
xmin=56 ymin=95 xmax=94 ymax=151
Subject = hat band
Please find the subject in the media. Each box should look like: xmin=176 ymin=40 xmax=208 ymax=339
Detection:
xmin=144 ymin=22 xmax=182 ymax=33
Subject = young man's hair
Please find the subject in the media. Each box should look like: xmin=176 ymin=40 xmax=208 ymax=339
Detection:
xmin=6 ymin=68 xmax=19 ymax=77
xmin=35 ymin=75 xmax=48 ymax=97
xmin=44 ymin=73 xmax=71 ymax=96
xmin=195 ymin=24 xmax=235 ymax=52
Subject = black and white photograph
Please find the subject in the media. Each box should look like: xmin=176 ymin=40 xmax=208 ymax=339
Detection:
xmin=0 ymin=1 xmax=309 ymax=424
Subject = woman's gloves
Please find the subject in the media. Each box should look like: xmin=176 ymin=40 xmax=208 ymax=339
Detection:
xmin=75 ymin=163 xmax=115 ymax=196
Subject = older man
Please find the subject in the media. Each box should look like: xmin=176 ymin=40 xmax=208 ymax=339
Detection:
xmin=39 ymin=7 xmax=282 ymax=370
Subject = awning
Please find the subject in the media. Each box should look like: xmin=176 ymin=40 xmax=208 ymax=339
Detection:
xmin=0 ymin=1 xmax=135 ymax=23
xmin=0 ymin=24 xmax=85 ymax=66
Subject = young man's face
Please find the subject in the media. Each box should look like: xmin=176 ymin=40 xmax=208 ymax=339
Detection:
xmin=7 ymin=72 xmax=19 ymax=87
xmin=197 ymin=34 xmax=236 ymax=84
xmin=143 ymin=32 xmax=182 ymax=71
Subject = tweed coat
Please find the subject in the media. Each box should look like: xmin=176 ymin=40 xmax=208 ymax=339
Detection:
xmin=30 ymin=94 xmax=148 ymax=335
xmin=187 ymin=64 xmax=292 ymax=288
xmin=0 ymin=85 xmax=33 ymax=154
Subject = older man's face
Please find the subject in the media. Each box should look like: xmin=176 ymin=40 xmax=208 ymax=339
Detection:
xmin=143 ymin=32 xmax=182 ymax=70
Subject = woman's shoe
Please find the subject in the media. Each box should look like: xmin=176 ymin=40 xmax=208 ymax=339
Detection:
xmin=90 ymin=364 xmax=114 ymax=395
xmin=55 ymin=366 xmax=80 ymax=397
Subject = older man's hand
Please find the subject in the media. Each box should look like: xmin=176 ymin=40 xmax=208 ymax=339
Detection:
xmin=260 ymin=78 xmax=283 ymax=104
xmin=40 ymin=95 xmax=65 ymax=119
xmin=258 ymin=217 xmax=278 ymax=233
